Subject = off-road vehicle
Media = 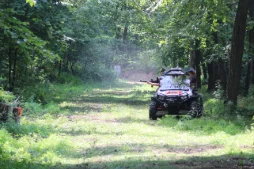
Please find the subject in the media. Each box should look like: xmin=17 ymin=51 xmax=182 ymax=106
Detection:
xmin=149 ymin=67 xmax=203 ymax=120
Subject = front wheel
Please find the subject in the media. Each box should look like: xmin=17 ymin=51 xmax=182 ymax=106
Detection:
xmin=188 ymin=101 xmax=199 ymax=118
xmin=188 ymin=97 xmax=203 ymax=118
xmin=149 ymin=101 xmax=157 ymax=120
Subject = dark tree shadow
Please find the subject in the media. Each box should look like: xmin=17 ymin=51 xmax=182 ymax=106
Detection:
xmin=49 ymin=152 xmax=254 ymax=169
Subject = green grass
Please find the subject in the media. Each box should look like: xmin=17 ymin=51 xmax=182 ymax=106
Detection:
xmin=1 ymin=80 xmax=254 ymax=169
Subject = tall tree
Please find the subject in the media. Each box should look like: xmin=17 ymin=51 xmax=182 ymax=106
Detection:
xmin=248 ymin=0 xmax=254 ymax=84
xmin=226 ymin=0 xmax=249 ymax=103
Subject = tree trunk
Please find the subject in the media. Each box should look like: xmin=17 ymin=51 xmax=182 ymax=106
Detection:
xmin=206 ymin=31 xmax=219 ymax=91
xmin=213 ymin=61 xmax=220 ymax=87
xmin=70 ymin=62 xmax=75 ymax=75
xmin=249 ymin=0 xmax=254 ymax=18
xmin=245 ymin=59 xmax=251 ymax=95
xmin=123 ymin=25 xmax=128 ymax=42
xmin=252 ymin=58 xmax=254 ymax=84
xmin=189 ymin=41 xmax=201 ymax=88
xmin=122 ymin=25 xmax=128 ymax=51
xmin=196 ymin=49 xmax=201 ymax=88
xmin=64 ymin=55 xmax=69 ymax=72
xmin=218 ymin=58 xmax=227 ymax=91
xmin=189 ymin=50 xmax=196 ymax=68
xmin=8 ymin=47 xmax=13 ymax=91
xmin=201 ymin=57 xmax=207 ymax=80
xmin=248 ymin=0 xmax=254 ymax=84
xmin=207 ymin=62 xmax=215 ymax=91
xmin=12 ymin=48 xmax=18 ymax=91
xmin=226 ymin=0 xmax=248 ymax=103
xmin=58 ymin=60 xmax=62 ymax=77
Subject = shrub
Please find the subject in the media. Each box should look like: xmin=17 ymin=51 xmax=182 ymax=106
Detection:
xmin=0 ymin=87 xmax=15 ymax=103
xmin=44 ymin=103 xmax=60 ymax=116
xmin=58 ymin=72 xmax=83 ymax=85
xmin=204 ymin=98 xmax=224 ymax=117
xmin=23 ymin=101 xmax=44 ymax=116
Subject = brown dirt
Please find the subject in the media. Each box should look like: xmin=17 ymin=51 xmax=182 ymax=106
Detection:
xmin=167 ymin=145 xmax=223 ymax=154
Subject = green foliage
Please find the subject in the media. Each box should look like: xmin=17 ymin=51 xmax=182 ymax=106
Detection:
xmin=0 ymin=126 xmax=75 ymax=169
xmin=204 ymin=98 xmax=224 ymax=117
xmin=57 ymin=73 xmax=83 ymax=85
xmin=211 ymin=81 xmax=225 ymax=100
xmin=23 ymin=101 xmax=44 ymax=115
xmin=147 ymin=0 xmax=234 ymax=67
xmin=26 ymin=0 xmax=36 ymax=6
xmin=1 ymin=120 xmax=51 ymax=137
xmin=0 ymin=88 xmax=15 ymax=103
xmin=159 ymin=117 xmax=245 ymax=135
xmin=237 ymin=86 xmax=254 ymax=118
xmin=44 ymin=103 xmax=60 ymax=116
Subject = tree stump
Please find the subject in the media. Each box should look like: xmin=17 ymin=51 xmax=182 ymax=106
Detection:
xmin=0 ymin=103 xmax=11 ymax=122
xmin=13 ymin=107 xmax=23 ymax=124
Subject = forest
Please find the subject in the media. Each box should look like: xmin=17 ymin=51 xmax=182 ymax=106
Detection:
xmin=0 ymin=0 xmax=254 ymax=169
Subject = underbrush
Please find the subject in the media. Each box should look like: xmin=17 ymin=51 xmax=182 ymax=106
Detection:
xmin=0 ymin=87 xmax=15 ymax=103
xmin=0 ymin=127 xmax=76 ymax=169
xmin=238 ymin=87 xmax=254 ymax=118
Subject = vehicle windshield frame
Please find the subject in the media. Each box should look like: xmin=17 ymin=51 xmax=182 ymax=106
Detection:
xmin=159 ymin=74 xmax=190 ymax=90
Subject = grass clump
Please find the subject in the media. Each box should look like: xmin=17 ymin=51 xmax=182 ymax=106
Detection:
xmin=0 ymin=127 xmax=76 ymax=169
xmin=204 ymin=98 xmax=224 ymax=117
xmin=159 ymin=117 xmax=246 ymax=135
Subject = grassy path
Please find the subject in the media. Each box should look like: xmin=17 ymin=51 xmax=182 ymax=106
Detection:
xmin=1 ymin=82 xmax=254 ymax=169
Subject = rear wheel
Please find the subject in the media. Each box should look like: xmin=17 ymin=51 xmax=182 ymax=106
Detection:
xmin=149 ymin=101 xmax=157 ymax=120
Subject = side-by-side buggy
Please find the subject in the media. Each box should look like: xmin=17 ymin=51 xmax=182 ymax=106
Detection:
xmin=148 ymin=67 xmax=203 ymax=120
